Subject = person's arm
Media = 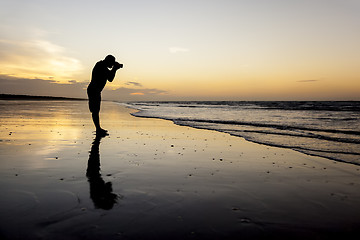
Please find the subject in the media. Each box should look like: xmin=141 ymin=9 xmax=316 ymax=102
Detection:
xmin=107 ymin=68 xmax=117 ymax=82
xmin=107 ymin=62 xmax=122 ymax=82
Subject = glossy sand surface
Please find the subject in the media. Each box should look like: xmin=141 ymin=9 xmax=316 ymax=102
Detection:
xmin=0 ymin=100 xmax=360 ymax=239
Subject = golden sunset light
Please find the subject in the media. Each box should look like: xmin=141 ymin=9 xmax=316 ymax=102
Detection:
xmin=1 ymin=2 xmax=360 ymax=238
xmin=0 ymin=0 xmax=359 ymax=100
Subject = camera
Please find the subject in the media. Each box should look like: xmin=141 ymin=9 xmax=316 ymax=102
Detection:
xmin=114 ymin=62 xmax=123 ymax=69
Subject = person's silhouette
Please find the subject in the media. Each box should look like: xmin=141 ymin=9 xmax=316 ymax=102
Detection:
xmin=87 ymin=55 xmax=123 ymax=134
xmin=86 ymin=133 xmax=118 ymax=210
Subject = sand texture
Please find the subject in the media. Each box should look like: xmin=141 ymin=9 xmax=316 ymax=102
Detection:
xmin=0 ymin=100 xmax=360 ymax=240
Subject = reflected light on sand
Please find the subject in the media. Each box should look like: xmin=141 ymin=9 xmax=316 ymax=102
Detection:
xmin=1 ymin=116 xmax=81 ymax=142
xmin=0 ymin=100 xmax=89 ymax=169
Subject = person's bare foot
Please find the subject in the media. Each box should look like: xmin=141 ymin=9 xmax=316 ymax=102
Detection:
xmin=96 ymin=128 xmax=108 ymax=136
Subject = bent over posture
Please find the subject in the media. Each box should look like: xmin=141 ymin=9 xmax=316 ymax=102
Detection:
xmin=87 ymin=55 xmax=122 ymax=134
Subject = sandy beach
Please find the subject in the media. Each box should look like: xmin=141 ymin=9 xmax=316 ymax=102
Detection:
xmin=0 ymin=100 xmax=360 ymax=240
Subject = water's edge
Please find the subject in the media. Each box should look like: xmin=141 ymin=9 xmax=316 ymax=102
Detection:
xmin=123 ymin=105 xmax=359 ymax=166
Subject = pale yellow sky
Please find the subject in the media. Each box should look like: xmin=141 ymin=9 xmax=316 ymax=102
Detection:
xmin=0 ymin=0 xmax=359 ymax=100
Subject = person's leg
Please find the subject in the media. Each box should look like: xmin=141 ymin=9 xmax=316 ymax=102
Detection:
xmin=88 ymin=90 xmax=107 ymax=134
xmin=92 ymin=112 xmax=107 ymax=135
xmin=92 ymin=111 xmax=101 ymax=130
xmin=92 ymin=111 xmax=107 ymax=134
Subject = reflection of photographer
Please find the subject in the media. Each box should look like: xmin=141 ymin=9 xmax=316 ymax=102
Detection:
xmin=86 ymin=134 xmax=118 ymax=210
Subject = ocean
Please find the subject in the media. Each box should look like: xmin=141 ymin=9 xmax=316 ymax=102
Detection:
xmin=125 ymin=101 xmax=360 ymax=166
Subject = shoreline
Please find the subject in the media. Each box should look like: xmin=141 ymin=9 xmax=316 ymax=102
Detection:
xmin=1 ymin=100 xmax=360 ymax=239
xmin=125 ymin=102 xmax=360 ymax=167
xmin=0 ymin=93 xmax=86 ymax=101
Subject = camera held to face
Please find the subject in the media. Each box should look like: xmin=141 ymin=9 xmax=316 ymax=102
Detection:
xmin=114 ymin=62 xmax=123 ymax=69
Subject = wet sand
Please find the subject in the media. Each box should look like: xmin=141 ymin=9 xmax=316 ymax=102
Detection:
xmin=0 ymin=100 xmax=360 ymax=240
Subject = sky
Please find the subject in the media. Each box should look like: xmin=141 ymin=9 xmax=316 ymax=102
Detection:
xmin=0 ymin=0 xmax=359 ymax=101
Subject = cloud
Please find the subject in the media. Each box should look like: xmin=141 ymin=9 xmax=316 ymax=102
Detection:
xmin=0 ymin=38 xmax=83 ymax=82
xmin=125 ymin=81 xmax=143 ymax=87
xmin=0 ymin=74 xmax=168 ymax=101
xmin=105 ymin=87 xmax=168 ymax=100
xmin=297 ymin=80 xmax=319 ymax=83
xmin=169 ymin=47 xmax=190 ymax=53
xmin=0 ymin=74 xmax=87 ymax=98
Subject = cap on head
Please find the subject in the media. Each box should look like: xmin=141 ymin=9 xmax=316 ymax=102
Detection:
xmin=104 ymin=55 xmax=116 ymax=67
xmin=105 ymin=54 xmax=115 ymax=62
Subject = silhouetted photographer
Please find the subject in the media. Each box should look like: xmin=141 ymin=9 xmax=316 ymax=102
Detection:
xmin=87 ymin=55 xmax=123 ymax=134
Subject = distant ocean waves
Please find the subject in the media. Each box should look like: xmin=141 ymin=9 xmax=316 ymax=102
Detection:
xmin=125 ymin=101 xmax=360 ymax=165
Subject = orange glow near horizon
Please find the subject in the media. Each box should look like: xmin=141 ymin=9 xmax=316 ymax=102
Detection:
xmin=0 ymin=1 xmax=359 ymax=100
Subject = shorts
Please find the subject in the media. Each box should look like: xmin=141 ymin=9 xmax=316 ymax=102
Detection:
xmin=87 ymin=88 xmax=101 ymax=113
